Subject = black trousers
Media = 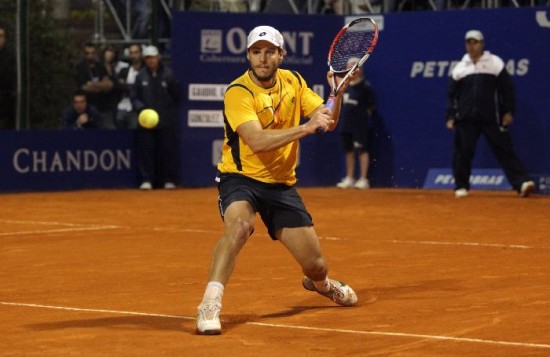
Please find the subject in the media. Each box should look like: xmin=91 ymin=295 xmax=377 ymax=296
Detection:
xmin=136 ymin=126 xmax=178 ymax=186
xmin=453 ymin=121 xmax=530 ymax=192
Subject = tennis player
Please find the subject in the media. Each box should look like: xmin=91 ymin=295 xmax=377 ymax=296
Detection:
xmin=196 ymin=25 xmax=358 ymax=335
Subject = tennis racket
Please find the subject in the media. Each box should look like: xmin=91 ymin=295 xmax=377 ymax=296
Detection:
xmin=324 ymin=17 xmax=379 ymax=111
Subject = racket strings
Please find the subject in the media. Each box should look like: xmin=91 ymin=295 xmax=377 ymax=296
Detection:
xmin=330 ymin=29 xmax=376 ymax=72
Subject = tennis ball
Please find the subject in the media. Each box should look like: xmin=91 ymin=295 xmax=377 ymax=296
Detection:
xmin=139 ymin=109 xmax=159 ymax=129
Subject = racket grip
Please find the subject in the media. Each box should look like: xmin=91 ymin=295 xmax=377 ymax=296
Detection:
xmin=325 ymin=95 xmax=336 ymax=111
xmin=316 ymin=95 xmax=336 ymax=134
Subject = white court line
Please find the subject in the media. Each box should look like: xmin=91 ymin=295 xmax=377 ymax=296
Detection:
xmin=1 ymin=301 xmax=549 ymax=350
xmin=3 ymin=219 xmax=549 ymax=250
xmin=0 ymin=226 xmax=120 ymax=237
xmin=0 ymin=220 xmax=121 ymax=237
xmin=3 ymin=220 xmax=93 ymax=227
xmin=385 ymin=239 xmax=550 ymax=250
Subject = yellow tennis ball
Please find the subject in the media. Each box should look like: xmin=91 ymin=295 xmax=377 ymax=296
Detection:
xmin=139 ymin=109 xmax=159 ymax=129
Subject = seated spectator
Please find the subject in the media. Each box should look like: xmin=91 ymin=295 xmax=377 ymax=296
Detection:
xmin=60 ymin=90 xmax=103 ymax=129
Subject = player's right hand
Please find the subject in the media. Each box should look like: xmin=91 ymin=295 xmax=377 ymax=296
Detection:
xmin=307 ymin=107 xmax=333 ymax=134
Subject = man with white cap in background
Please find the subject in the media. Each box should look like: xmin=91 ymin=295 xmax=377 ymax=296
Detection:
xmin=195 ymin=25 xmax=358 ymax=335
xmin=445 ymin=29 xmax=535 ymax=198
xmin=131 ymin=45 xmax=182 ymax=190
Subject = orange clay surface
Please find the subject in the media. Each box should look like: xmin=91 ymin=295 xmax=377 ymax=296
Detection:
xmin=1 ymin=188 xmax=549 ymax=356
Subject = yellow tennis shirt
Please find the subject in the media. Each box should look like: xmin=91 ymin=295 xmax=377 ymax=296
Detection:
xmin=217 ymin=69 xmax=324 ymax=186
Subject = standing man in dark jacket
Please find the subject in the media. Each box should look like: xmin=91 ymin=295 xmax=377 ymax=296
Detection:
xmin=446 ymin=29 xmax=534 ymax=198
xmin=131 ymin=45 xmax=182 ymax=190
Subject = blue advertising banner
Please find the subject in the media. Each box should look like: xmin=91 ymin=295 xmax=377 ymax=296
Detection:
xmin=172 ymin=8 xmax=550 ymax=189
xmin=0 ymin=130 xmax=137 ymax=192
xmin=423 ymin=168 xmax=512 ymax=190
xmin=172 ymin=12 xmax=354 ymax=186
xmin=372 ymin=8 xmax=550 ymax=188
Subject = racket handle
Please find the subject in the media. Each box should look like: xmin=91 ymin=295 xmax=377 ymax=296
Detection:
xmin=325 ymin=94 xmax=336 ymax=111
xmin=316 ymin=95 xmax=336 ymax=134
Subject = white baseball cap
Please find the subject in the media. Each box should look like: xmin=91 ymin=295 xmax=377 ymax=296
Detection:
xmin=143 ymin=45 xmax=159 ymax=57
xmin=247 ymin=26 xmax=284 ymax=49
xmin=465 ymin=30 xmax=484 ymax=41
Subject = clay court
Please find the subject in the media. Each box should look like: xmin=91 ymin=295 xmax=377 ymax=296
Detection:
xmin=1 ymin=187 xmax=549 ymax=355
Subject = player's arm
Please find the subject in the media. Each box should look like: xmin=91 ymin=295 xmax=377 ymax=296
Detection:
xmin=237 ymin=114 xmax=331 ymax=153
xmin=228 ymin=83 xmax=331 ymax=152
xmin=314 ymin=70 xmax=353 ymax=132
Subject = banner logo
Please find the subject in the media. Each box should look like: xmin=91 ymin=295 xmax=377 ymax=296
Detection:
xmin=188 ymin=110 xmax=224 ymax=127
xmin=13 ymin=148 xmax=132 ymax=174
xmin=199 ymin=27 xmax=314 ymax=65
xmin=189 ymin=84 xmax=228 ymax=101
xmin=201 ymin=30 xmax=223 ymax=53
xmin=423 ymin=168 xmax=511 ymax=190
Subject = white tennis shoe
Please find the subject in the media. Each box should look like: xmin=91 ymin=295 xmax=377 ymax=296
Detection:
xmin=302 ymin=277 xmax=358 ymax=307
xmin=196 ymin=301 xmax=222 ymax=335
xmin=354 ymin=178 xmax=370 ymax=189
xmin=519 ymin=181 xmax=535 ymax=197
xmin=336 ymin=177 xmax=355 ymax=189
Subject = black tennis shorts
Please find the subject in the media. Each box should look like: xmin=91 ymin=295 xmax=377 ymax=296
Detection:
xmin=216 ymin=173 xmax=313 ymax=240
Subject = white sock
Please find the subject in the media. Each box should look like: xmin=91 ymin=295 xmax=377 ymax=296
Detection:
xmin=313 ymin=277 xmax=331 ymax=293
xmin=201 ymin=281 xmax=224 ymax=305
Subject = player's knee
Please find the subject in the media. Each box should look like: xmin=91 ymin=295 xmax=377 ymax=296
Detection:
xmin=231 ymin=217 xmax=253 ymax=244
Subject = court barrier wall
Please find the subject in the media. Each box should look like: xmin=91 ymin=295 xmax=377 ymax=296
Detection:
xmin=172 ymin=8 xmax=550 ymax=191
xmin=0 ymin=130 xmax=136 ymax=192
xmin=1 ymin=8 xmax=549 ymax=193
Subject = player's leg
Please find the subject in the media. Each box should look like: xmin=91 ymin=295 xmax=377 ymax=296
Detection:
xmin=209 ymin=201 xmax=255 ymax=284
xmin=278 ymin=226 xmax=358 ymax=307
xmin=196 ymin=198 xmax=256 ymax=335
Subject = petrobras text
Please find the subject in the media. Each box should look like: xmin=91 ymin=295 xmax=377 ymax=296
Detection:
xmin=423 ymin=168 xmax=512 ymax=190
xmin=410 ymin=58 xmax=529 ymax=78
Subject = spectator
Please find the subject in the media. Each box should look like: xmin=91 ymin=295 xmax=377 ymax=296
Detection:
xmin=132 ymin=0 xmax=151 ymax=39
xmin=195 ymin=25 xmax=357 ymax=336
xmin=102 ymin=45 xmax=128 ymax=128
xmin=60 ymin=90 xmax=103 ymax=129
xmin=115 ymin=44 xmax=144 ymax=129
xmin=336 ymin=59 xmax=376 ymax=189
xmin=0 ymin=24 xmax=16 ymax=130
xmin=132 ymin=0 xmax=171 ymax=39
xmin=74 ymin=42 xmax=114 ymax=128
xmin=131 ymin=45 xmax=182 ymax=190
xmin=446 ymin=30 xmax=535 ymax=198
xmin=102 ymin=45 xmax=129 ymax=77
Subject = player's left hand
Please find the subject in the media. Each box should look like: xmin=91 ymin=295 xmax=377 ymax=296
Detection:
xmin=327 ymin=70 xmax=355 ymax=94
